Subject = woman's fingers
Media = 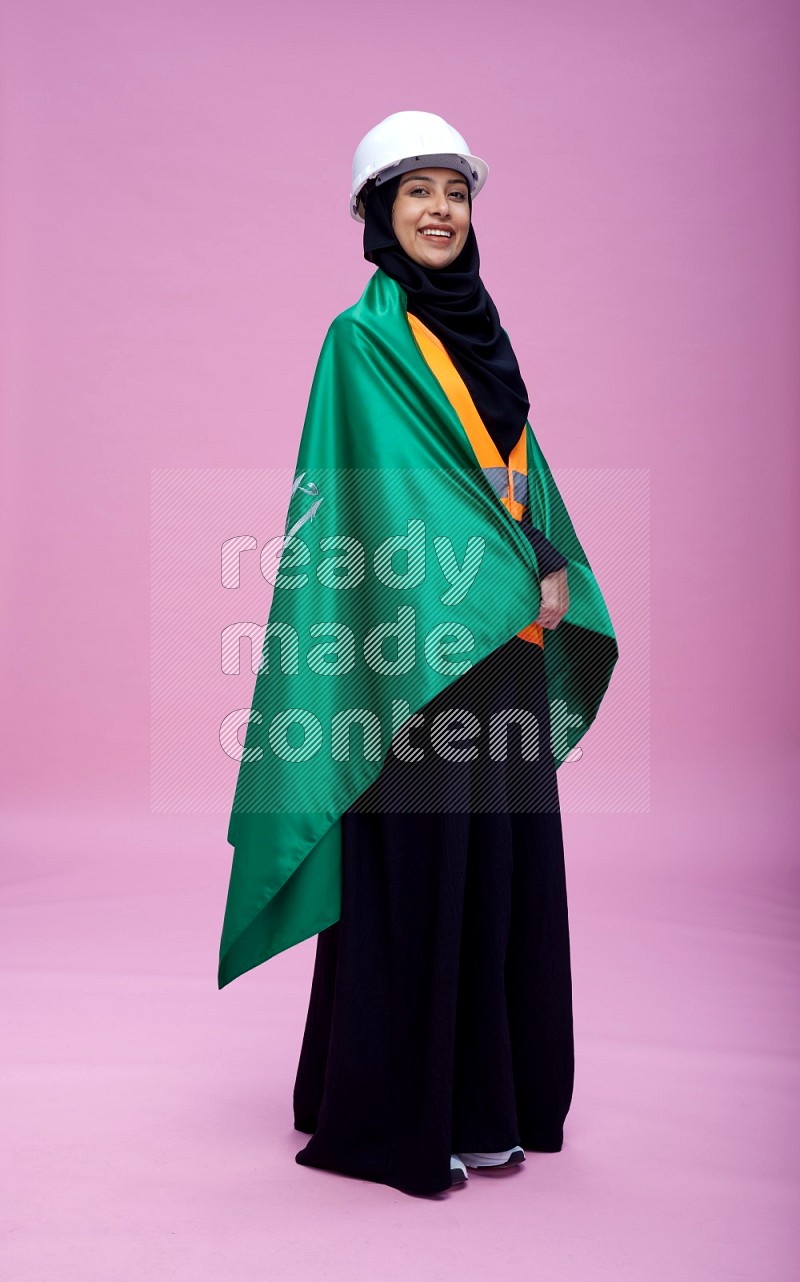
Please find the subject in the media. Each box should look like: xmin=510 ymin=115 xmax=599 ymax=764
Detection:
xmin=535 ymin=566 xmax=569 ymax=628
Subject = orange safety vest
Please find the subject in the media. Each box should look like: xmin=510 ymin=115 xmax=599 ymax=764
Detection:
xmin=406 ymin=311 xmax=544 ymax=650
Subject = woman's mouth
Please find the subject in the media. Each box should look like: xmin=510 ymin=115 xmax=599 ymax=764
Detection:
xmin=418 ymin=228 xmax=454 ymax=246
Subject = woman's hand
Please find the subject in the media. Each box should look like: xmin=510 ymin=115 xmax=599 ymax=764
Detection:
xmin=535 ymin=566 xmax=569 ymax=629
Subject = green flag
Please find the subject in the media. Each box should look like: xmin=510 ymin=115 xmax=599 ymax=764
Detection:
xmin=219 ymin=268 xmax=618 ymax=988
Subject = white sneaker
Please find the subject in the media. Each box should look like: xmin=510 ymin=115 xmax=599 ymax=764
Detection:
xmin=450 ymin=1154 xmax=468 ymax=1184
xmin=457 ymin=1146 xmax=525 ymax=1169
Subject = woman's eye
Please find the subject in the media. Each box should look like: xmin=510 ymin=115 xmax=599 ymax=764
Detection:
xmin=409 ymin=186 xmax=466 ymax=199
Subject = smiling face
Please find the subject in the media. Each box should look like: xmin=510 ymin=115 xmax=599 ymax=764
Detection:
xmin=390 ymin=167 xmax=471 ymax=268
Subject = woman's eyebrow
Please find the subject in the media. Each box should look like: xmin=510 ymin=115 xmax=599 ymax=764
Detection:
xmin=399 ymin=174 xmax=468 ymax=187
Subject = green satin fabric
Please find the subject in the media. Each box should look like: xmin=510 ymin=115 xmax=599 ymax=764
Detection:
xmin=218 ymin=268 xmax=618 ymax=988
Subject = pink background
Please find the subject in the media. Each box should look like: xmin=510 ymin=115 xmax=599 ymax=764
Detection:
xmin=1 ymin=0 xmax=798 ymax=1278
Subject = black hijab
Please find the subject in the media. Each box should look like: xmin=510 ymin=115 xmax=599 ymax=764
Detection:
xmin=362 ymin=172 xmax=530 ymax=464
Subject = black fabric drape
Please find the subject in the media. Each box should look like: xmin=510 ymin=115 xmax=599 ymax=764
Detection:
xmin=293 ymin=636 xmax=574 ymax=1197
xmin=362 ymin=173 xmax=530 ymax=467
xmin=363 ymin=173 xmax=568 ymax=579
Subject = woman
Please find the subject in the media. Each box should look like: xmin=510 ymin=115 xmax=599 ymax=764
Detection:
xmin=219 ymin=112 xmax=618 ymax=1200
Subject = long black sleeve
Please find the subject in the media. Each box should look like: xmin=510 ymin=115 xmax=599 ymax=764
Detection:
xmin=519 ymin=504 xmax=568 ymax=578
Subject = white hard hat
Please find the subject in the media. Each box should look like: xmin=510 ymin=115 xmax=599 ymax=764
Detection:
xmin=350 ymin=110 xmax=489 ymax=222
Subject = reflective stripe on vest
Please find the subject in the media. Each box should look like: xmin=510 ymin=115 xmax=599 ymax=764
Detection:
xmin=406 ymin=312 xmax=544 ymax=649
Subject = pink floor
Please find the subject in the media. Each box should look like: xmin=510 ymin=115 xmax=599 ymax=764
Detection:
xmin=2 ymin=756 xmax=798 ymax=1281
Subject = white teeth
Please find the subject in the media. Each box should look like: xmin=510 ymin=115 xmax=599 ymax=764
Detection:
xmin=420 ymin=229 xmax=451 ymax=238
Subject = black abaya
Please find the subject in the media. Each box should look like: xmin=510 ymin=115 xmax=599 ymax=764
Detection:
xmin=292 ymin=634 xmax=574 ymax=1197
